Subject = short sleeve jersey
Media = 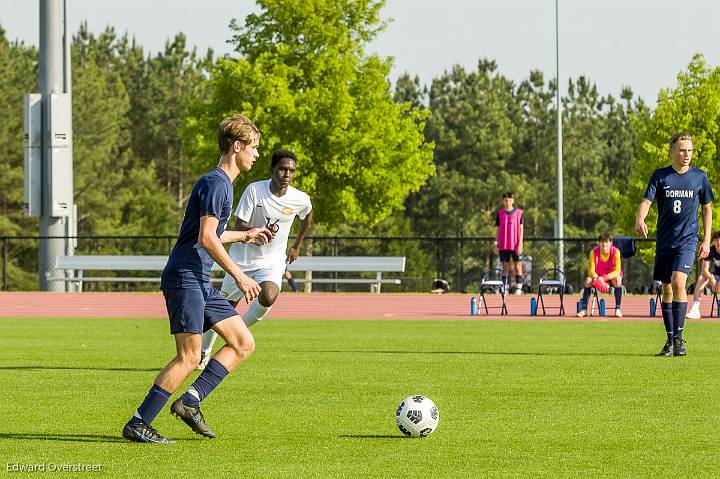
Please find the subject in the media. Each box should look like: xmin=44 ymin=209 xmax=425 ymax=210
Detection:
xmin=704 ymin=244 xmax=720 ymax=275
xmin=643 ymin=166 xmax=714 ymax=254
xmin=227 ymin=180 xmax=312 ymax=270
xmin=161 ymin=168 xmax=233 ymax=288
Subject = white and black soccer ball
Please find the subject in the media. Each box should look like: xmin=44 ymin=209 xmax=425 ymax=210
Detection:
xmin=395 ymin=395 xmax=439 ymax=437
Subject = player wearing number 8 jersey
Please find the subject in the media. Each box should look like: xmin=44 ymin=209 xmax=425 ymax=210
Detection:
xmin=636 ymin=132 xmax=714 ymax=357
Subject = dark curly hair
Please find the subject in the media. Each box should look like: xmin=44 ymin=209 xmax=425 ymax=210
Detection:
xmin=271 ymin=149 xmax=298 ymax=169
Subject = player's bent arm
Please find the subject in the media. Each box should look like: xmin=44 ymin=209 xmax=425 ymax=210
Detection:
xmin=219 ymin=227 xmax=272 ymax=245
xmin=198 ymin=216 xmax=243 ymax=277
xmin=287 ymin=211 xmax=314 ymax=263
xmin=198 ymin=216 xmax=256 ymax=289
xmin=233 ymin=218 xmax=253 ymax=231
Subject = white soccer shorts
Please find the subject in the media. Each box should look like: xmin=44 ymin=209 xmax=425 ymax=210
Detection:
xmin=220 ymin=265 xmax=284 ymax=302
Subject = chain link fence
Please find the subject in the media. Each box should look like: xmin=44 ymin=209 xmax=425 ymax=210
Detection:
xmin=1 ymin=235 xmax=658 ymax=293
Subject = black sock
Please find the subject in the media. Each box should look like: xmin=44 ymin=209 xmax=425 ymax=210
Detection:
xmin=661 ymin=302 xmax=673 ymax=342
xmin=614 ymin=286 xmax=622 ymax=308
xmin=287 ymin=276 xmax=298 ymax=292
xmin=672 ymin=301 xmax=687 ymax=340
xmin=516 ymin=276 xmax=523 ymax=287
xmin=581 ymin=287 xmax=591 ymax=309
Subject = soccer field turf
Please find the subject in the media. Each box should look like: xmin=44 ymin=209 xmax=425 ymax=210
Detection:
xmin=3 ymin=317 xmax=720 ymax=478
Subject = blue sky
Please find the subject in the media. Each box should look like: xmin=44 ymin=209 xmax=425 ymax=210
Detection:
xmin=2 ymin=0 xmax=720 ymax=105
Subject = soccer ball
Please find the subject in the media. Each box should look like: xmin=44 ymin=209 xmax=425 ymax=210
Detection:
xmin=395 ymin=395 xmax=440 ymax=437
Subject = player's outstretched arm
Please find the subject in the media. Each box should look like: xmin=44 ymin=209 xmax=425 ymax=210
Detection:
xmin=699 ymin=202 xmax=713 ymax=258
xmin=287 ymin=211 xmax=313 ymax=264
xmin=199 ymin=215 xmax=261 ymax=303
xmin=635 ymin=199 xmax=652 ymax=239
xmin=219 ymin=227 xmax=273 ymax=245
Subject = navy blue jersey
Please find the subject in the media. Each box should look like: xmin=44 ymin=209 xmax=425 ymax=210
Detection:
xmin=644 ymin=166 xmax=713 ymax=253
xmin=161 ymin=168 xmax=233 ymax=288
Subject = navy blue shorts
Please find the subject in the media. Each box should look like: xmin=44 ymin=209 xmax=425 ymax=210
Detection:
xmin=162 ymin=287 xmax=238 ymax=334
xmin=499 ymin=250 xmax=522 ymax=263
xmin=653 ymin=249 xmax=696 ymax=284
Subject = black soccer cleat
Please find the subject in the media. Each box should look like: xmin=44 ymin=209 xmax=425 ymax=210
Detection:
xmin=673 ymin=338 xmax=687 ymax=356
xmin=657 ymin=339 xmax=673 ymax=357
xmin=122 ymin=420 xmax=175 ymax=444
xmin=170 ymin=398 xmax=216 ymax=438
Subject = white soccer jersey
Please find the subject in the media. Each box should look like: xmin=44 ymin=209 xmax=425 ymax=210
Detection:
xmin=226 ymin=180 xmax=312 ymax=270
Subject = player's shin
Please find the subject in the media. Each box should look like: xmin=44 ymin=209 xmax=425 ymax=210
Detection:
xmin=661 ymin=302 xmax=674 ymax=342
xmin=672 ymin=301 xmax=687 ymax=339
xmin=581 ymin=287 xmax=591 ymax=309
xmin=614 ymin=286 xmax=622 ymax=308
xmin=181 ymin=359 xmax=229 ymax=407
xmin=201 ymin=330 xmax=219 ymax=355
xmin=242 ymin=299 xmax=272 ymax=327
xmin=130 ymin=384 xmax=171 ymax=425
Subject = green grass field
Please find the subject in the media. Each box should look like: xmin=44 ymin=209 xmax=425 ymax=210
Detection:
xmin=3 ymin=316 xmax=720 ymax=478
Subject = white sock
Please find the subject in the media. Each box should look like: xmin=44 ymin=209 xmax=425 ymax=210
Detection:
xmin=242 ymin=299 xmax=272 ymax=327
xmin=186 ymin=387 xmax=200 ymax=402
xmin=201 ymin=330 xmax=219 ymax=354
xmin=692 ymin=300 xmax=701 ymax=309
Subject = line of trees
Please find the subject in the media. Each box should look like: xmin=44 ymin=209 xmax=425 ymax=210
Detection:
xmin=2 ymin=0 xmax=720 ymax=291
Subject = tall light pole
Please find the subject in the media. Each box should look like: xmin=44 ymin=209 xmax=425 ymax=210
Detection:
xmin=29 ymin=0 xmax=74 ymax=291
xmin=555 ymin=0 xmax=564 ymax=272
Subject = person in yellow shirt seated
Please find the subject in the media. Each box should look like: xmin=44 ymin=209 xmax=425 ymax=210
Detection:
xmin=578 ymin=232 xmax=624 ymax=317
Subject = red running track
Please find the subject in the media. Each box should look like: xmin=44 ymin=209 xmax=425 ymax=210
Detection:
xmin=1 ymin=291 xmax=716 ymax=321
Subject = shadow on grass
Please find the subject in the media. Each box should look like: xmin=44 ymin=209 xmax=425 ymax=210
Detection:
xmin=298 ymin=350 xmax=651 ymax=357
xmin=0 ymin=432 xmax=200 ymax=443
xmin=0 ymin=366 xmax=159 ymax=372
xmin=339 ymin=434 xmax=407 ymax=439
xmin=0 ymin=433 xmax=127 ymax=443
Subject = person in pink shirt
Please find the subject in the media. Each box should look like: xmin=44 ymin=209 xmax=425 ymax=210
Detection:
xmin=577 ymin=232 xmax=624 ymax=317
xmin=494 ymin=192 xmax=525 ymax=294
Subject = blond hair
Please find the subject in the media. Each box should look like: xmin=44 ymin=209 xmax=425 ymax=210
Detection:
xmin=217 ymin=115 xmax=261 ymax=154
xmin=669 ymin=132 xmax=692 ymax=148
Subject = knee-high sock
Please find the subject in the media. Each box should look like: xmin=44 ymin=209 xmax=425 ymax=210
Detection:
xmin=130 ymin=384 xmax=171 ymax=426
xmin=614 ymin=286 xmax=622 ymax=308
xmin=181 ymin=358 xmax=229 ymax=407
xmin=201 ymin=329 xmax=219 ymax=355
xmin=672 ymin=301 xmax=687 ymax=340
xmin=287 ymin=275 xmax=299 ymax=292
xmin=242 ymin=299 xmax=272 ymax=327
xmin=581 ymin=287 xmax=591 ymax=308
xmin=661 ymin=302 xmax=673 ymax=342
